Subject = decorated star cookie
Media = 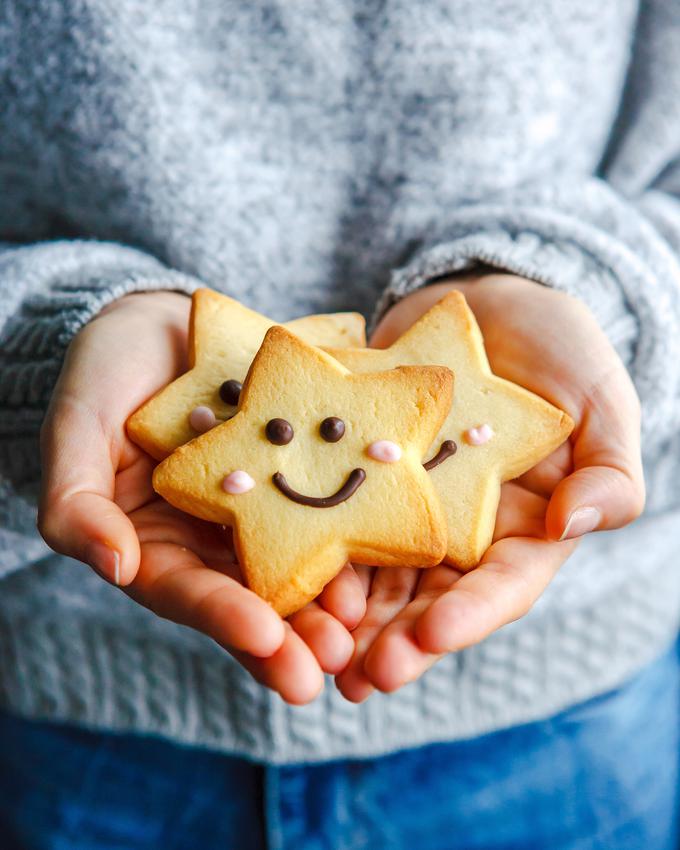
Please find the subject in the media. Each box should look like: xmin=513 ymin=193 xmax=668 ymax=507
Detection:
xmin=127 ymin=289 xmax=366 ymax=460
xmin=328 ymin=291 xmax=574 ymax=569
xmin=153 ymin=326 xmax=453 ymax=616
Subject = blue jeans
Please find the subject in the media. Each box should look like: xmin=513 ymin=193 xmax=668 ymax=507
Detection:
xmin=1 ymin=638 xmax=679 ymax=850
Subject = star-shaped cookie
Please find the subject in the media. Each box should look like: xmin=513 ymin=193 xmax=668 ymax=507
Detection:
xmin=328 ymin=291 xmax=574 ymax=568
xmin=127 ymin=288 xmax=366 ymax=460
xmin=153 ymin=326 xmax=453 ymax=616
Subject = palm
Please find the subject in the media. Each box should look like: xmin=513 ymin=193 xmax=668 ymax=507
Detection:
xmin=335 ymin=447 xmax=576 ymax=701
xmin=41 ymin=293 xmax=359 ymax=705
xmin=112 ymin=440 xmax=361 ymax=703
xmin=334 ymin=273 xmax=644 ymax=702
xmin=113 ymin=444 xmax=242 ymax=618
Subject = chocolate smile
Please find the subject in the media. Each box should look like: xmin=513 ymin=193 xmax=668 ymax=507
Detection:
xmin=272 ymin=468 xmax=366 ymax=508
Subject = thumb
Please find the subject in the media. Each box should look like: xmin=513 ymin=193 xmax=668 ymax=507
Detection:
xmin=546 ymin=379 xmax=645 ymax=541
xmin=38 ymin=395 xmax=140 ymax=586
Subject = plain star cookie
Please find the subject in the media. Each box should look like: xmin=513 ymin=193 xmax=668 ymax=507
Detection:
xmin=328 ymin=291 xmax=574 ymax=569
xmin=153 ymin=325 xmax=453 ymax=616
xmin=127 ymin=288 xmax=366 ymax=459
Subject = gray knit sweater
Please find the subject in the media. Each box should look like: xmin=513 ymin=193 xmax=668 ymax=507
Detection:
xmin=2 ymin=0 xmax=680 ymax=763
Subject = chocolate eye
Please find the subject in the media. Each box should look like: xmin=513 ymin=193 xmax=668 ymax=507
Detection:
xmin=219 ymin=379 xmax=242 ymax=406
xmin=266 ymin=418 xmax=294 ymax=445
xmin=320 ymin=417 xmax=345 ymax=443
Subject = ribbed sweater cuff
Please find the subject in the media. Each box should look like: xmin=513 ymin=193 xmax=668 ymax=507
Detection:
xmin=0 ymin=240 xmax=200 ymax=437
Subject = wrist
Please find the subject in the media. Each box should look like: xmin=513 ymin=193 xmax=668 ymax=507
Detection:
xmin=94 ymin=290 xmax=191 ymax=339
xmin=99 ymin=289 xmax=190 ymax=317
xmin=397 ymin=271 xmax=532 ymax=314
xmin=372 ymin=273 xmax=529 ymax=347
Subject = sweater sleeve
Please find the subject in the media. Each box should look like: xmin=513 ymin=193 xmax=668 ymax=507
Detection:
xmin=377 ymin=180 xmax=680 ymax=444
xmin=0 ymin=238 xmax=200 ymax=578
xmin=376 ymin=1 xmax=680 ymax=514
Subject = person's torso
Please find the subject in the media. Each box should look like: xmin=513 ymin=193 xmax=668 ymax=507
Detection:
xmin=0 ymin=0 xmax=637 ymax=316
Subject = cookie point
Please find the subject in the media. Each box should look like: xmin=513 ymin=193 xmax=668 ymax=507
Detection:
xmin=222 ymin=470 xmax=256 ymax=494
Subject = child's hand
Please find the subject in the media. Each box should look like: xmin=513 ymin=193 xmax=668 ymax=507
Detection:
xmin=333 ymin=274 xmax=645 ymax=701
xmin=38 ymin=292 xmax=360 ymax=704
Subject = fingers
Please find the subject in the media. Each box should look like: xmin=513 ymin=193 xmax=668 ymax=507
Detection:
xmin=317 ymin=563 xmax=367 ymax=630
xmin=515 ymin=442 xmax=573 ymax=500
xmin=546 ymin=377 xmax=645 ymax=541
xmin=131 ymin=500 xmax=238 ymax=572
xmin=130 ymin=540 xmax=323 ymax=705
xmin=351 ymin=488 xmax=562 ymax=695
xmin=113 ymin=452 xmax=157 ymax=514
xmin=38 ymin=395 xmax=140 ymax=586
xmin=292 ymin=565 xmax=370 ymax=678
xmin=415 ymin=535 xmax=576 ymax=655
xmin=339 ymin=519 xmax=575 ymax=697
xmin=354 ymin=564 xmax=374 ymax=595
xmin=493 ymin=482 xmax=552 ymax=542
xmin=361 ymin=565 xmax=459 ymax=692
xmin=128 ymin=541 xmax=286 ymax=658
xmin=127 ymin=510 xmax=324 ymax=704
xmin=233 ymin=625 xmax=325 ymax=706
xmin=335 ymin=567 xmax=419 ymax=702
xmin=547 ymin=467 xmax=641 ymax=540
xmin=289 ymin=601 xmax=355 ymax=675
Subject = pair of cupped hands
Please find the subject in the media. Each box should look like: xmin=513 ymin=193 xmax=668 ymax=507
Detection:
xmin=38 ymin=274 xmax=645 ymax=705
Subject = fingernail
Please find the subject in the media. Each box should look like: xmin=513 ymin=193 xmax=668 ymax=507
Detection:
xmin=85 ymin=542 xmax=121 ymax=585
xmin=559 ymin=507 xmax=601 ymax=541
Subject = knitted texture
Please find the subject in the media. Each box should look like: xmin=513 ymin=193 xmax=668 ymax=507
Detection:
xmin=1 ymin=0 xmax=680 ymax=761
xmin=0 ymin=241 xmax=199 ymax=576
xmin=1 ymin=512 xmax=679 ymax=763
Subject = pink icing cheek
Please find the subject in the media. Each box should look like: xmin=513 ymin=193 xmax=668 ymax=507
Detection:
xmin=221 ymin=470 xmax=255 ymax=494
xmin=464 ymin=424 xmax=494 ymax=446
xmin=367 ymin=440 xmax=402 ymax=463
xmin=189 ymin=405 xmax=217 ymax=433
